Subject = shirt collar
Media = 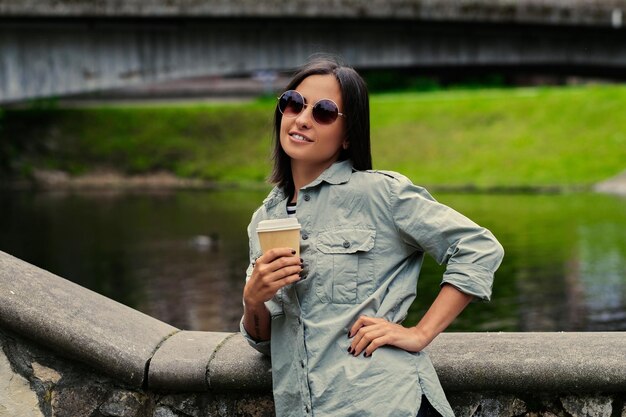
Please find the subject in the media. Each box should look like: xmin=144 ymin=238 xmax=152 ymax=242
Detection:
xmin=263 ymin=160 xmax=354 ymax=209
xmin=303 ymin=159 xmax=353 ymax=189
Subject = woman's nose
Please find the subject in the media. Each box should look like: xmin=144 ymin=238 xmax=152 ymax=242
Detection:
xmin=295 ymin=105 xmax=313 ymax=129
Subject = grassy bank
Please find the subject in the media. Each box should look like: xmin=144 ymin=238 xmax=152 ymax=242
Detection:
xmin=371 ymin=85 xmax=626 ymax=188
xmin=1 ymin=84 xmax=625 ymax=189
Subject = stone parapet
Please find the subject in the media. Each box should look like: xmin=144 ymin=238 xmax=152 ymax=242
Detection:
xmin=1 ymin=249 xmax=626 ymax=416
xmin=0 ymin=251 xmax=178 ymax=387
xmin=0 ymin=0 xmax=624 ymax=28
xmin=2 ymin=328 xmax=625 ymax=417
xmin=429 ymin=332 xmax=626 ymax=392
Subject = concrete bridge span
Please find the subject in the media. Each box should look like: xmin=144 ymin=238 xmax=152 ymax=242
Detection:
xmin=1 ymin=0 xmax=625 ymax=103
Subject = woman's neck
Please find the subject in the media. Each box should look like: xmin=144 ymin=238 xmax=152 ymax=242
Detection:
xmin=290 ymin=160 xmax=336 ymax=202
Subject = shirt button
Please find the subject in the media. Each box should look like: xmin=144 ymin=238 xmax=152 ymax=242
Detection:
xmin=343 ymin=240 xmax=351 ymax=249
xmin=300 ymin=360 xmax=305 ymax=368
xmin=302 ymin=233 xmax=309 ymax=240
xmin=305 ymin=405 xmax=310 ymax=413
xmin=298 ymin=317 xmax=302 ymax=324
xmin=303 ymin=194 xmax=311 ymax=201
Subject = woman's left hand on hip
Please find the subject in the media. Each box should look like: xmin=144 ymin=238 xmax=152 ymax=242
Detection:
xmin=347 ymin=316 xmax=429 ymax=357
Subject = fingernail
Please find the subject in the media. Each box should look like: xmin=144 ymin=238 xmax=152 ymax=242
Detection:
xmin=364 ymin=352 xmax=371 ymax=357
xmin=347 ymin=346 xmax=352 ymax=353
xmin=291 ymin=250 xmax=296 ymax=255
xmin=300 ymin=258 xmax=304 ymax=263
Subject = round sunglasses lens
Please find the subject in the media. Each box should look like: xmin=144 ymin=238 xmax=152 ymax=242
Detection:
xmin=279 ymin=91 xmax=303 ymax=117
xmin=313 ymin=100 xmax=339 ymax=124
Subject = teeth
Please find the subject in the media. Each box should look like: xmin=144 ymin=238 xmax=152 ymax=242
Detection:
xmin=292 ymin=134 xmax=310 ymax=142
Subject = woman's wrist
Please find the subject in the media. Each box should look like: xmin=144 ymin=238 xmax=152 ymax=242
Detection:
xmin=243 ymin=295 xmax=266 ymax=311
xmin=410 ymin=325 xmax=437 ymax=349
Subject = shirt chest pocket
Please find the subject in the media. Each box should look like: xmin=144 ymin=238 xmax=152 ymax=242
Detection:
xmin=315 ymin=228 xmax=376 ymax=304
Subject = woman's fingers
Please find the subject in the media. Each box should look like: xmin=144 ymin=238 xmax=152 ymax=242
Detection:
xmin=348 ymin=317 xmax=425 ymax=357
xmin=348 ymin=315 xmax=382 ymax=338
xmin=256 ymin=249 xmax=302 ymax=277
xmin=245 ymin=248 xmax=303 ymax=305
xmin=258 ymin=247 xmax=298 ymax=265
xmin=276 ymin=272 xmax=302 ymax=288
xmin=349 ymin=326 xmax=388 ymax=357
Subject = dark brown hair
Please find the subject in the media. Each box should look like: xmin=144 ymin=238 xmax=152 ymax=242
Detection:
xmin=268 ymin=56 xmax=372 ymax=197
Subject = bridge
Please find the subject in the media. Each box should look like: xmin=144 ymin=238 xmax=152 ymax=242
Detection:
xmin=1 ymin=0 xmax=626 ymax=103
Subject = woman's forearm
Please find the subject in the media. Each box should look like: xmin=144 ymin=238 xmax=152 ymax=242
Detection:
xmin=412 ymin=283 xmax=473 ymax=346
xmin=243 ymin=301 xmax=272 ymax=342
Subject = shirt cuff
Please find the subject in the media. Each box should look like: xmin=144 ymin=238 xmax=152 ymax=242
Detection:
xmin=239 ymin=316 xmax=271 ymax=356
xmin=441 ymin=263 xmax=494 ymax=302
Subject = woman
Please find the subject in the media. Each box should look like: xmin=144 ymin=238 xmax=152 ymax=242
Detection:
xmin=240 ymin=57 xmax=504 ymax=417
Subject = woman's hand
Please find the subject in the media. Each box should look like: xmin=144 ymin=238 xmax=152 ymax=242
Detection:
xmin=347 ymin=285 xmax=474 ymax=357
xmin=243 ymin=247 xmax=303 ymax=307
xmin=347 ymin=316 xmax=431 ymax=357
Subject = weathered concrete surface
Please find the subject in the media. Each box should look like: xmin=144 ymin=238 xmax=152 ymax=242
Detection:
xmin=1 ymin=0 xmax=625 ymax=28
xmin=0 ymin=250 xmax=179 ymax=386
xmin=426 ymin=332 xmax=626 ymax=392
xmin=561 ymin=395 xmax=614 ymax=417
xmin=2 ymin=250 xmax=626 ymax=394
xmin=1 ymin=327 xmax=275 ymax=417
xmin=148 ymin=331 xmax=231 ymax=392
xmin=1 ymin=250 xmax=626 ymax=416
xmin=0 ymin=339 xmax=44 ymax=417
xmin=207 ymin=333 xmax=272 ymax=391
xmin=2 ymin=326 xmax=625 ymax=417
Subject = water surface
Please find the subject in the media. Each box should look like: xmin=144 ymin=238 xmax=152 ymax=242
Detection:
xmin=1 ymin=189 xmax=624 ymax=332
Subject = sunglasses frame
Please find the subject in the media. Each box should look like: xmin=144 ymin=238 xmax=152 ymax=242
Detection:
xmin=277 ymin=90 xmax=346 ymax=125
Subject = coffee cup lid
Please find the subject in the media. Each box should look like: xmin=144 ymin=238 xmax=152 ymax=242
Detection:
xmin=256 ymin=218 xmax=301 ymax=232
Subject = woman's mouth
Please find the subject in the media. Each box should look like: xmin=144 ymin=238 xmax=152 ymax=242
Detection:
xmin=289 ymin=132 xmax=314 ymax=143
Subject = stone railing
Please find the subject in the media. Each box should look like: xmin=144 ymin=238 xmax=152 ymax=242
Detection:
xmin=1 ymin=249 xmax=625 ymax=417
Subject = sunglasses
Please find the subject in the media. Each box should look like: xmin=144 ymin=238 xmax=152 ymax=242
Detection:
xmin=277 ymin=90 xmax=346 ymax=125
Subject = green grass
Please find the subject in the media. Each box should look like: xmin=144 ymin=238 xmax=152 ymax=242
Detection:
xmin=2 ymin=84 xmax=625 ymax=188
xmin=371 ymin=85 xmax=626 ymax=187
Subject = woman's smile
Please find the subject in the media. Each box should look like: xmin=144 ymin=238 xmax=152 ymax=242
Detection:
xmin=289 ymin=131 xmax=314 ymax=143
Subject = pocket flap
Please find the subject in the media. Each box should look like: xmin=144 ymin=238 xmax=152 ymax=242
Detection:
xmin=317 ymin=229 xmax=376 ymax=254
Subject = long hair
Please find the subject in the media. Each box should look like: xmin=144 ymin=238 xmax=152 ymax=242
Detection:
xmin=268 ymin=56 xmax=372 ymax=197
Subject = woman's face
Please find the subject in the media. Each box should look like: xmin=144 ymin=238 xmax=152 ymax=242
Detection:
xmin=279 ymin=74 xmax=347 ymax=173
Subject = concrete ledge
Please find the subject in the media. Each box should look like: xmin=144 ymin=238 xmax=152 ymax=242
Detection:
xmin=1 ymin=250 xmax=625 ymax=395
xmin=427 ymin=332 xmax=626 ymax=392
xmin=148 ymin=330 xmax=231 ymax=392
xmin=0 ymin=251 xmax=178 ymax=387
xmin=0 ymin=0 xmax=624 ymax=28
xmin=206 ymin=333 xmax=271 ymax=391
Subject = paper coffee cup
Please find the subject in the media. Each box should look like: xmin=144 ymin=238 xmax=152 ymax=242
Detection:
xmin=256 ymin=218 xmax=301 ymax=256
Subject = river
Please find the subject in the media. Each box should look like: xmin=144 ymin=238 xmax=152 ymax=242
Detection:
xmin=1 ymin=188 xmax=624 ymax=332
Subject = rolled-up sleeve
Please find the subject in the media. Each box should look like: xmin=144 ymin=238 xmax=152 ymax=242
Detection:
xmin=391 ymin=176 xmax=504 ymax=301
xmin=240 ymin=317 xmax=271 ymax=356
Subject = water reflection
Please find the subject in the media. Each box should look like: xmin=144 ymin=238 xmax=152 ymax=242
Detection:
xmin=578 ymin=223 xmax=626 ymax=329
xmin=133 ymin=238 xmax=242 ymax=331
xmin=0 ymin=189 xmax=624 ymax=332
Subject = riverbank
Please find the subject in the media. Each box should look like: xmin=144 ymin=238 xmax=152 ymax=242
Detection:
xmin=1 ymin=84 xmax=625 ymax=192
xmin=0 ymin=168 xmax=595 ymax=194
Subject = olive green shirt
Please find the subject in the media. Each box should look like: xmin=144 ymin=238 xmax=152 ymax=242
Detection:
xmin=240 ymin=160 xmax=504 ymax=417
